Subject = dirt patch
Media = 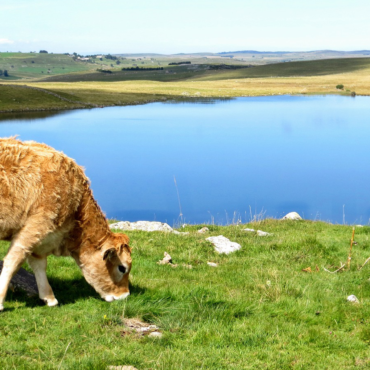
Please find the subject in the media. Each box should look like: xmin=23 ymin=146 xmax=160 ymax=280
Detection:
xmin=121 ymin=317 xmax=161 ymax=338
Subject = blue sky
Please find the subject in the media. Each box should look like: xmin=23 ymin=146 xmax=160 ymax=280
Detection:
xmin=1 ymin=0 xmax=369 ymax=54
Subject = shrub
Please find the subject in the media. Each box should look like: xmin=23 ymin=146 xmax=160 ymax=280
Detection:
xmin=39 ymin=50 xmax=48 ymax=53
xmin=336 ymin=84 xmax=344 ymax=90
xmin=4 ymin=70 xmax=9 ymax=77
xmin=96 ymin=69 xmax=112 ymax=74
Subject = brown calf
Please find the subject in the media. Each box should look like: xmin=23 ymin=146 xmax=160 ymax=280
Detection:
xmin=0 ymin=137 xmax=132 ymax=311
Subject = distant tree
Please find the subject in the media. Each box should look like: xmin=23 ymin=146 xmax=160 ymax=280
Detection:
xmin=336 ymin=84 xmax=344 ymax=90
xmin=105 ymin=54 xmax=117 ymax=60
xmin=39 ymin=50 xmax=48 ymax=53
xmin=4 ymin=70 xmax=9 ymax=77
xmin=116 ymin=60 xmax=121 ymax=65
xmin=0 ymin=70 xmax=3 ymax=76
xmin=31 ymin=60 xmax=35 ymax=63
xmin=110 ymin=64 xmax=114 ymax=67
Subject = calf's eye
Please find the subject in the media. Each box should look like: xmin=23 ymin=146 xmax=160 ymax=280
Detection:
xmin=118 ymin=265 xmax=126 ymax=274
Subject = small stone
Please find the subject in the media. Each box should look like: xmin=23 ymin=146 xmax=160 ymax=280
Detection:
xmin=257 ymin=230 xmax=272 ymax=236
xmin=198 ymin=227 xmax=209 ymax=234
xmin=182 ymin=264 xmax=193 ymax=269
xmin=107 ymin=366 xmax=138 ymax=370
xmin=148 ymin=331 xmax=163 ymax=338
xmin=207 ymin=262 xmax=218 ymax=267
xmin=243 ymin=228 xmax=255 ymax=232
xmin=347 ymin=295 xmax=360 ymax=304
xmin=281 ymin=212 xmax=302 ymax=220
xmin=206 ymin=235 xmax=242 ymax=254
xmin=157 ymin=252 xmax=173 ymax=265
xmin=172 ymin=230 xmax=189 ymax=235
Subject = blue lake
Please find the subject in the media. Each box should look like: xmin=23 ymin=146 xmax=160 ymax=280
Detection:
xmin=1 ymin=95 xmax=369 ymax=225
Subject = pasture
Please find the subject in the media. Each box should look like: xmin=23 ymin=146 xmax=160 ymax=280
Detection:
xmin=1 ymin=56 xmax=370 ymax=113
xmin=1 ymin=220 xmax=370 ymax=369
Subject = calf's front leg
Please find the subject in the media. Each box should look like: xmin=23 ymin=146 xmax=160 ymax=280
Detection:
xmin=27 ymin=254 xmax=58 ymax=307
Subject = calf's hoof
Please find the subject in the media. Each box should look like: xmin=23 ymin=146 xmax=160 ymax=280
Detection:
xmin=43 ymin=297 xmax=59 ymax=307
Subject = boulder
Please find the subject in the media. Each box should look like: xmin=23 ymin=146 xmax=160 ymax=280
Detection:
xmin=110 ymin=221 xmax=173 ymax=232
xmin=206 ymin=235 xmax=241 ymax=254
xmin=281 ymin=212 xmax=302 ymax=220
xmin=110 ymin=221 xmax=188 ymax=234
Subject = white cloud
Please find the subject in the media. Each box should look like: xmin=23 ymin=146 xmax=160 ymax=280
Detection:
xmin=0 ymin=38 xmax=14 ymax=44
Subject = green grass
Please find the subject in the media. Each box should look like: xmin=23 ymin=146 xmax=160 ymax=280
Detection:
xmin=196 ymin=57 xmax=370 ymax=81
xmin=1 ymin=220 xmax=370 ymax=368
xmin=40 ymin=65 xmax=211 ymax=83
xmin=0 ymin=53 xmax=93 ymax=80
xmin=0 ymin=85 xmax=88 ymax=112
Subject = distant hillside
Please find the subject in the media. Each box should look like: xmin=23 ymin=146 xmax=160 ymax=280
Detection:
xmin=218 ymin=50 xmax=370 ymax=55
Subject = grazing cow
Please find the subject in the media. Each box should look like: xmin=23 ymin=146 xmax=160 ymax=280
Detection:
xmin=0 ymin=137 xmax=132 ymax=311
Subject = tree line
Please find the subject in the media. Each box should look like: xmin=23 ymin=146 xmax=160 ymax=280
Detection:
xmin=168 ymin=61 xmax=191 ymax=65
xmin=121 ymin=66 xmax=163 ymax=71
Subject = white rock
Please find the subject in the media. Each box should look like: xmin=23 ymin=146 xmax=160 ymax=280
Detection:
xmin=110 ymin=221 xmax=188 ymax=234
xmin=172 ymin=230 xmax=189 ymax=235
xmin=356 ymin=225 xmax=364 ymax=228
xmin=207 ymin=262 xmax=218 ymax=267
xmin=206 ymin=235 xmax=242 ymax=254
xmin=198 ymin=227 xmax=209 ymax=234
xmin=107 ymin=366 xmax=138 ymax=370
xmin=281 ymin=212 xmax=302 ymax=220
xmin=257 ymin=230 xmax=272 ymax=236
xmin=243 ymin=228 xmax=255 ymax=232
xmin=157 ymin=252 xmax=173 ymax=265
xmin=347 ymin=295 xmax=360 ymax=304
xmin=148 ymin=331 xmax=163 ymax=338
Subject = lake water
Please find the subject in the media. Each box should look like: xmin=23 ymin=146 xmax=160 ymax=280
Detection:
xmin=1 ymin=95 xmax=369 ymax=225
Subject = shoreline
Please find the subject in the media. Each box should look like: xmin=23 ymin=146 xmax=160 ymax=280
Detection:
xmin=0 ymin=83 xmax=365 ymax=115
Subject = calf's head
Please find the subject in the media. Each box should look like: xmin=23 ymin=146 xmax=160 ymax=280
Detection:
xmin=79 ymin=233 xmax=132 ymax=302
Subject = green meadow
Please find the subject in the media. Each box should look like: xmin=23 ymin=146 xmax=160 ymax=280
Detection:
xmin=1 ymin=220 xmax=370 ymax=369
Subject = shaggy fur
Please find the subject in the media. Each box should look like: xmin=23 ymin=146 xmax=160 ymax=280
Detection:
xmin=0 ymin=137 xmax=132 ymax=311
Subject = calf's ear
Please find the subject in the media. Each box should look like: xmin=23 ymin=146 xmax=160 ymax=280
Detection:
xmin=102 ymin=248 xmax=116 ymax=261
xmin=118 ymin=244 xmax=132 ymax=254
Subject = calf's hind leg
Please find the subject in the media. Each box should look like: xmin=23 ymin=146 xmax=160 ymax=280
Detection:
xmin=0 ymin=243 xmax=28 ymax=311
xmin=27 ymin=254 xmax=58 ymax=307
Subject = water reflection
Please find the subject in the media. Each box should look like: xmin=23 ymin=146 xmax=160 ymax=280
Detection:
xmin=0 ymin=110 xmax=70 ymax=122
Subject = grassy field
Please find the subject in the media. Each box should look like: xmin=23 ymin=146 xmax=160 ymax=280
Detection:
xmin=1 ymin=56 xmax=370 ymax=112
xmin=1 ymin=220 xmax=370 ymax=369
xmin=0 ymin=53 xmax=92 ymax=80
